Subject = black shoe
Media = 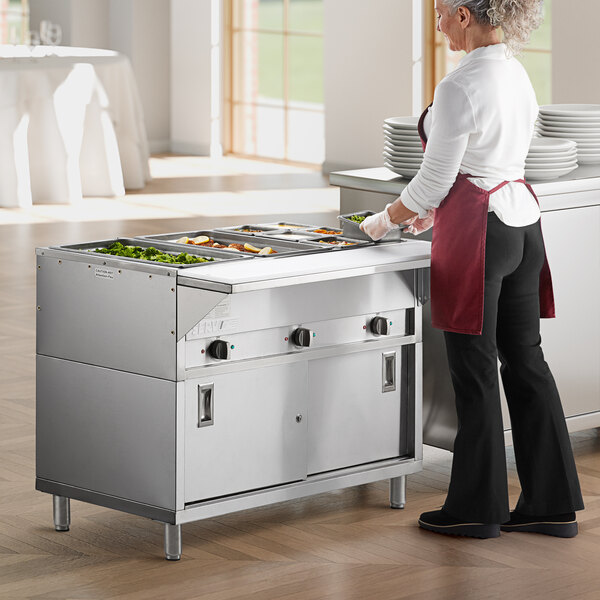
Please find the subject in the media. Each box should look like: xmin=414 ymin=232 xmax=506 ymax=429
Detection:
xmin=500 ymin=510 xmax=578 ymax=538
xmin=418 ymin=508 xmax=500 ymax=539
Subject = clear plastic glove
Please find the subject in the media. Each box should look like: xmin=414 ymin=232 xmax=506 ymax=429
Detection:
xmin=359 ymin=203 xmax=399 ymax=241
xmin=403 ymin=209 xmax=435 ymax=235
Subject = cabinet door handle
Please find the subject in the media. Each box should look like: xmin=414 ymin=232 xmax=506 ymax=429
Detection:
xmin=382 ymin=351 xmax=396 ymax=393
xmin=198 ymin=383 xmax=214 ymax=427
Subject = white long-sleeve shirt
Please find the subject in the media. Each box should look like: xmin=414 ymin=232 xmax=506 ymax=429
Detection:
xmin=400 ymin=43 xmax=541 ymax=226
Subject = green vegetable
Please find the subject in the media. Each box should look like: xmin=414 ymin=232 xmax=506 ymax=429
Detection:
xmin=348 ymin=214 xmax=368 ymax=224
xmin=93 ymin=242 xmax=214 ymax=265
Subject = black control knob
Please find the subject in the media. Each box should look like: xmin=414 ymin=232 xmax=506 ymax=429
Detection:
xmin=370 ymin=316 xmax=390 ymax=336
xmin=291 ymin=327 xmax=312 ymax=347
xmin=208 ymin=339 xmax=231 ymax=360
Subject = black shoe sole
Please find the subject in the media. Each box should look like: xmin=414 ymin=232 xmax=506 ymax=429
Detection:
xmin=418 ymin=519 xmax=500 ymax=539
xmin=500 ymin=521 xmax=578 ymax=538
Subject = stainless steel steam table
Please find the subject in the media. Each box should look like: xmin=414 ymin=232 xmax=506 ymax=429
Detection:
xmin=36 ymin=234 xmax=430 ymax=560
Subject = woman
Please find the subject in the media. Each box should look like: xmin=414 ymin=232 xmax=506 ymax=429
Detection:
xmin=361 ymin=0 xmax=584 ymax=539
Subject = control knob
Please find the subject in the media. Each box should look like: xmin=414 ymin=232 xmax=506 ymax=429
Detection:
xmin=207 ymin=339 xmax=231 ymax=360
xmin=370 ymin=316 xmax=391 ymax=336
xmin=291 ymin=327 xmax=313 ymax=347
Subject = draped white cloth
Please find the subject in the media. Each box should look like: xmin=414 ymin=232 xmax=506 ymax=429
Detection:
xmin=0 ymin=45 xmax=150 ymax=207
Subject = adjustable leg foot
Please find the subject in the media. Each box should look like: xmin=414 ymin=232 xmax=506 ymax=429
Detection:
xmin=53 ymin=495 xmax=70 ymax=531
xmin=390 ymin=475 xmax=406 ymax=509
xmin=164 ymin=523 xmax=181 ymax=561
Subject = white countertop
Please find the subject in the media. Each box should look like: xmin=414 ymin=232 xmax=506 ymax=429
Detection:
xmin=178 ymin=240 xmax=432 ymax=293
xmin=330 ymin=166 xmax=600 ymax=212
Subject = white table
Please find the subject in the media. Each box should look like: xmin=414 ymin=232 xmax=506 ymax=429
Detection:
xmin=0 ymin=45 xmax=150 ymax=207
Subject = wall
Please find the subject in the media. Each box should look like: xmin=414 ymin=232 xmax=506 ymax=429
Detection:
xmin=109 ymin=0 xmax=171 ymax=152
xmin=70 ymin=0 xmax=109 ymax=48
xmin=552 ymin=0 xmax=600 ymax=103
xmin=171 ymin=0 xmax=214 ymax=155
xmin=323 ymin=0 xmax=418 ymax=173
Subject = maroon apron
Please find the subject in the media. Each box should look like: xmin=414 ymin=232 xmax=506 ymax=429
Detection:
xmin=417 ymin=105 xmax=556 ymax=335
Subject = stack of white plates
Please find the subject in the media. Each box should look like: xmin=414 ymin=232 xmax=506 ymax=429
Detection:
xmin=525 ymin=138 xmax=578 ymax=180
xmin=383 ymin=116 xmax=423 ymax=177
xmin=536 ymin=104 xmax=600 ymax=164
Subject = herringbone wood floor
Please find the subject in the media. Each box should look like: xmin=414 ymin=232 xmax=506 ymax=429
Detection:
xmin=1 ymin=156 xmax=599 ymax=600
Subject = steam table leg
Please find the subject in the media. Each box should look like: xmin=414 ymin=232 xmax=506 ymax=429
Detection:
xmin=164 ymin=524 xmax=182 ymax=561
xmin=53 ymin=495 xmax=70 ymax=531
xmin=390 ymin=475 xmax=406 ymax=509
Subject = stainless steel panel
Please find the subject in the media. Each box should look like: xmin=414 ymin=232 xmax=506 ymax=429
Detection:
xmin=180 ymin=271 xmax=415 ymax=341
xmin=37 ymin=254 xmax=178 ymax=380
xmin=36 ymin=478 xmax=176 ymax=523
xmin=177 ymin=457 xmax=422 ymax=524
xmin=307 ymin=348 xmax=402 ymax=475
xmin=177 ymin=286 xmax=226 ymax=340
xmin=36 ymin=356 xmax=177 ymax=509
xmin=184 ymin=310 xmax=408 ymax=368
xmin=531 ymin=207 xmax=600 ymax=418
xmin=184 ymin=363 xmax=307 ymax=503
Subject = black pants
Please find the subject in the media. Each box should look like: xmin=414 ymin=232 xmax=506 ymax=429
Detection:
xmin=442 ymin=213 xmax=584 ymax=524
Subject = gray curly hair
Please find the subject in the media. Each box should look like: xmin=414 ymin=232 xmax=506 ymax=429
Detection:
xmin=442 ymin=0 xmax=544 ymax=55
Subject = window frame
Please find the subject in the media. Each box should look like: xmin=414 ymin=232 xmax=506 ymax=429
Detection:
xmin=223 ymin=0 xmax=325 ymax=164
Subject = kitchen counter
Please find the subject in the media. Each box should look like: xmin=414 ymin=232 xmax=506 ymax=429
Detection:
xmin=330 ymin=165 xmax=600 ymax=213
xmin=330 ymin=165 xmax=600 ymax=450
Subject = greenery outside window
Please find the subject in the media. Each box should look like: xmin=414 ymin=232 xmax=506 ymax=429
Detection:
xmin=224 ymin=0 xmax=325 ymax=164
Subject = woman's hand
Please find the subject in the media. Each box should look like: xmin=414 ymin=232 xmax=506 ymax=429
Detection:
xmin=360 ymin=203 xmax=399 ymax=240
xmin=360 ymin=200 xmax=418 ymax=240
xmin=404 ymin=210 xmax=435 ymax=235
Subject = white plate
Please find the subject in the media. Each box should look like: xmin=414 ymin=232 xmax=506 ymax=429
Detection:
xmin=536 ymin=125 xmax=600 ymax=137
xmin=383 ymin=148 xmax=424 ymax=159
xmin=575 ymin=143 xmax=600 ymax=150
xmin=578 ymin=155 xmax=600 ymax=164
xmin=384 ymin=130 xmax=421 ymax=140
xmin=528 ymin=138 xmax=577 ymax=152
xmin=535 ymin=131 xmax=600 ymax=144
xmin=385 ymin=159 xmax=424 ymax=170
xmin=527 ymin=150 xmax=577 ymax=160
xmin=524 ymin=165 xmax=578 ymax=180
xmin=525 ymin=154 xmax=577 ymax=164
xmin=383 ymin=151 xmax=423 ymax=164
xmin=383 ymin=124 xmax=420 ymax=137
xmin=384 ymin=162 xmax=419 ymax=177
xmin=383 ymin=143 xmax=423 ymax=158
xmin=539 ymin=117 xmax=600 ymax=128
xmin=384 ymin=137 xmax=423 ymax=148
xmin=525 ymin=160 xmax=578 ymax=170
xmin=539 ymin=104 xmax=600 ymax=117
xmin=539 ymin=113 xmax=600 ymax=122
xmin=384 ymin=116 xmax=420 ymax=129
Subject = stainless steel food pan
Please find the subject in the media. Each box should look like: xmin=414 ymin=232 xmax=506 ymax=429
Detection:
xmin=52 ymin=238 xmax=251 ymax=268
xmin=304 ymin=226 xmax=344 ymax=236
xmin=137 ymin=230 xmax=322 ymax=257
xmin=257 ymin=221 xmax=314 ymax=230
xmin=214 ymin=224 xmax=281 ymax=234
xmin=338 ymin=210 xmax=405 ymax=242
xmin=258 ymin=229 xmax=324 ymax=241
xmin=302 ymin=236 xmax=373 ymax=249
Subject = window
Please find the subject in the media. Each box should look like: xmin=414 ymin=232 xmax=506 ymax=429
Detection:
xmin=0 ymin=0 xmax=29 ymax=44
xmin=225 ymin=0 xmax=325 ymax=164
xmin=425 ymin=0 xmax=552 ymax=106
